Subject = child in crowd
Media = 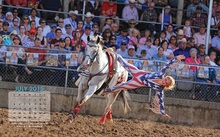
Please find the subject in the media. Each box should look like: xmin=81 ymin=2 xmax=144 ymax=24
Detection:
xmin=183 ymin=20 xmax=194 ymax=38
xmin=128 ymin=28 xmax=139 ymax=49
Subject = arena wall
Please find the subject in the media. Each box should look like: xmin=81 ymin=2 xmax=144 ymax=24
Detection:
xmin=0 ymin=82 xmax=219 ymax=129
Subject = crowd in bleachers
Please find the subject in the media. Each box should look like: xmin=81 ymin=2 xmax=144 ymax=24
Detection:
xmin=0 ymin=0 xmax=219 ymax=101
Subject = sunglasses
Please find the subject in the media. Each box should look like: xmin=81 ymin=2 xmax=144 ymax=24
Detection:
xmin=58 ymin=21 xmax=63 ymax=23
xmin=111 ymin=38 xmax=116 ymax=40
xmin=121 ymin=43 xmax=127 ymax=45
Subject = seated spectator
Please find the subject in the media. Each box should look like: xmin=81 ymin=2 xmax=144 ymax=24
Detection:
xmin=106 ymin=35 xmax=117 ymax=48
xmin=9 ymin=36 xmax=32 ymax=82
xmin=20 ymin=15 xmax=30 ymax=31
xmin=174 ymin=38 xmax=190 ymax=58
xmin=5 ymin=0 xmax=28 ymax=16
xmin=183 ymin=20 xmax=194 ymax=39
xmin=75 ymin=20 xmax=84 ymax=34
xmin=168 ymin=36 xmax=178 ymax=51
xmin=153 ymin=37 xmax=161 ymax=49
xmin=36 ymin=26 xmax=47 ymax=48
xmin=152 ymin=47 xmax=167 ymax=64
xmin=161 ymin=40 xmax=174 ymax=60
xmin=0 ymin=22 xmax=10 ymax=36
xmin=83 ymin=12 xmax=94 ymax=30
xmin=91 ymin=23 xmax=100 ymax=36
xmin=22 ymin=28 xmax=36 ymax=48
xmin=158 ymin=5 xmax=172 ymax=30
xmin=64 ymin=37 xmax=73 ymax=51
xmin=116 ymin=28 xmax=129 ymax=49
xmin=136 ymin=37 xmax=157 ymax=59
xmin=62 ymin=24 xmax=73 ymax=39
xmin=212 ymin=0 xmax=220 ymax=16
xmin=197 ymin=44 xmax=206 ymax=61
xmin=12 ymin=9 xmax=21 ymax=25
xmin=28 ymin=8 xmax=40 ymax=27
xmin=50 ymin=28 xmax=62 ymax=48
xmin=27 ymin=0 xmax=40 ymax=15
xmin=101 ymin=28 xmax=112 ymax=46
xmin=0 ymin=35 xmax=6 ymax=81
xmin=18 ymin=25 xmax=28 ymax=43
xmin=209 ymin=50 xmax=218 ymax=66
xmin=189 ymin=6 xmax=208 ymax=32
xmin=5 ymin=12 xmax=13 ymax=28
xmin=187 ymin=37 xmax=196 ymax=49
xmin=176 ymin=29 xmax=185 ymax=41
xmin=154 ymin=0 xmax=168 ymax=15
xmin=81 ymin=26 xmax=93 ymax=44
xmin=122 ymin=0 xmax=139 ymax=22
xmin=159 ymin=31 xmax=168 ymax=42
xmin=140 ymin=2 xmax=157 ymax=34
xmin=39 ymin=0 xmax=62 ymax=20
xmin=139 ymin=29 xmax=151 ymax=45
xmin=211 ymin=29 xmax=220 ymax=56
xmin=117 ymin=40 xmax=128 ymax=58
xmin=64 ymin=10 xmax=78 ymax=31
xmin=39 ymin=19 xmax=51 ymax=37
xmin=196 ymin=55 xmax=218 ymax=101
xmin=127 ymin=28 xmax=139 ymax=49
xmin=72 ymin=29 xmax=86 ymax=48
xmin=211 ymin=11 xmax=220 ymax=37
xmin=77 ymin=0 xmax=94 ymax=15
xmin=185 ymin=48 xmax=201 ymax=72
xmin=111 ymin=23 xmax=119 ymax=36
xmin=57 ymin=18 xmax=65 ymax=34
xmin=0 ymin=5 xmax=6 ymax=20
xmin=193 ymin=25 xmax=211 ymax=48
xmin=29 ymin=20 xmax=36 ymax=32
xmin=186 ymin=0 xmax=209 ymax=17
xmin=124 ymin=45 xmax=142 ymax=69
xmin=9 ymin=18 xmax=20 ymax=33
xmin=102 ymin=18 xmax=113 ymax=32
xmin=46 ymin=24 xmax=57 ymax=44
xmin=141 ymin=0 xmax=152 ymax=12
xmin=165 ymin=24 xmax=176 ymax=40
xmin=100 ymin=1 xmax=119 ymax=30
xmin=140 ymin=50 xmax=148 ymax=59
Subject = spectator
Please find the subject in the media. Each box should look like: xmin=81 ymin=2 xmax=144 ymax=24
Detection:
xmin=196 ymin=55 xmax=217 ymax=101
xmin=102 ymin=18 xmax=113 ymax=32
xmin=186 ymin=0 xmax=209 ymax=17
xmin=75 ymin=20 xmax=84 ymax=33
xmin=28 ymin=8 xmax=40 ymax=27
xmin=185 ymin=48 xmax=201 ymax=72
xmin=111 ymin=23 xmax=119 ymax=35
xmin=5 ymin=0 xmax=28 ymax=16
xmin=62 ymin=24 xmax=73 ymax=39
xmin=174 ymin=38 xmax=190 ymax=58
xmin=127 ymin=28 xmax=139 ymax=49
xmin=187 ymin=37 xmax=196 ymax=49
xmin=27 ymin=0 xmax=40 ymax=15
xmin=64 ymin=10 xmax=78 ymax=31
xmin=21 ymin=15 xmax=30 ymax=31
xmin=0 ymin=5 xmax=6 ymax=20
xmin=29 ymin=20 xmax=36 ymax=32
xmin=50 ymin=28 xmax=62 ymax=48
xmin=140 ymin=2 xmax=157 ymax=34
xmin=22 ymin=28 xmax=36 ymax=48
xmin=39 ymin=19 xmax=51 ymax=37
xmin=107 ymin=35 xmax=117 ymax=48
xmin=72 ymin=29 xmax=86 ymax=48
xmin=212 ymin=0 xmax=220 ymax=16
xmin=158 ymin=5 xmax=172 ymax=30
xmin=0 ymin=35 xmax=6 ymax=81
xmin=9 ymin=36 xmax=32 ymax=82
xmin=100 ymin=1 xmax=119 ymax=30
xmin=140 ymin=50 xmax=148 ymax=59
xmin=153 ymin=37 xmax=161 ymax=49
xmin=64 ymin=37 xmax=73 ymax=51
xmin=83 ymin=12 xmax=94 ymax=30
xmin=159 ymin=30 xmax=168 ymax=42
xmin=18 ymin=25 xmax=28 ymax=42
xmin=176 ymin=29 xmax=185 ymax=41
xmin=102 ymin=28 xmax=112 ymax=46
xmin=117 ymin=40 xmax=128 ymax=58
xmin=122 ymin=0 xmax=139 ymax=22
xmin=183 ymin=20 xmax=194 ymax=39
xmin=116 ymin=28 xmax=129 ymax=49
xmin=5 ymin=12 xmax=13 ymax=28
xmin=91 ymin=23 xmax=100 ymax=36
xmin=46 ymin=24 xmax=57 ymax=44
xmin=8 ymin=18 xmax=19 ymax=33
xmin=39 ymin=0 xmax=62 ymax=20
xmin=154 ymin=0 xmax=168 ymax=15
xmin=81 ymin=26 xmax=93 ymax=44
xmin=197 ymin=44 xmax=206 ymax=61
xmin=56 ymin=18 xmax=65 ymax=35
xmin=0 ymin=22 xmax=10 ymax=36
xmin=211 ymin=29 xmax=220 ymax=56
xmin=165 ymin=24 xmax=176 ymax=40
xmin=136 ymin=37 xmax=157 ymax=59
xmin=189 ymin=6 xmax=208 ymax=32
xmin=125 ymin=45 xmax=137 ymax=58
xmin=12 ymin=9 xmax=21 ymax=25
xmin=152 ymin=47 xmax=167 ymax=63
xmin=161 ymin=40 xmax=174 ymax=60
xmin=209 ymin=50 xmax=218 ymax=66
xmin=138 ymin=29 xmax=150 ymax=45
xmin=141 ymin=0 xmax=152 ymax=12
xmin=193 ymin=25 xmax=211 ymax=48
xmin=211 ymin=11 xmax=220 ymax=36
xmin=77 ymin=0 xmax=94 ymax=15
xmin=36 ymin=26 xmax=47 ymax=48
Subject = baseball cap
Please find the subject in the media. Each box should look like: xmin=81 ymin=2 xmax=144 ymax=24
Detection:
xmin=65 ymin=24 xmax=71 ymax=28
xmin=59 ymin=38 xmax=65 ymax=42
xmin=85 ymin=26 xmax=91 ymax=30
xmin=51 ymin=24 xmax=57 ymax=28
xmin=121 ymin=40 xmax=127 ymax=45
xmin=29 ymin=28 xmax=37 ymax=34
xmin=146 ymin=37 xmax=152 ymax=42
xmin=128 ymin=46 xmax=135 ymax=50
xmin=3 ymin=21 xmax=9 ymax=26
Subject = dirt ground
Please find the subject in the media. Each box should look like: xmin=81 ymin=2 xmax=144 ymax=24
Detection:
xmin=0 ymin=108 xmax=220 ymax=137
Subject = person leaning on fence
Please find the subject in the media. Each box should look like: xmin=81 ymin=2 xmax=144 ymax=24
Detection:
xmin=103 ymin=54 xmax=186 ymax=118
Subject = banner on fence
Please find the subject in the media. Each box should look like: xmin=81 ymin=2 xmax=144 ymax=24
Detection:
xmin=46 ymin=54 xmax=58 ymax=66
xmin=27 ymin=53 xmax=38 ymax=66
xmin=6 ymin=51 xmax=18 ymax=64
xmin=66 ymin=53 xmax=78 ymax=66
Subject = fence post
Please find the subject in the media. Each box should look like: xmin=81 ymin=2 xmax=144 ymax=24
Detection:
xmin=205 ymin=0 xmax=213 ymax=55
xmin=161 ymin=7 xmax=165 ymax=30
xmin=148 ymin=88 xmax=152 ymax=103
xmin=64 ymin=66 xmax=69 ymax=95
xmin=82 ymin=0 xmax=86 ymax=20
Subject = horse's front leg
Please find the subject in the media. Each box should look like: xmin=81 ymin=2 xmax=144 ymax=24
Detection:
xmin=76 ymin=76 xmax=89 ymax=104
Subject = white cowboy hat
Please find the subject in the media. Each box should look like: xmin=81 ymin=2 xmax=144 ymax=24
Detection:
xmin=10 ymin=30 xmax=18 ymax=36
xmin=85 ymin=12 xmax=94 ymax=18
xmin=68 ymin=10 xmax=78 ymax=15
xmin=178 ymin=38 xmax=187 ymax=43
xmin=177 ymin=29 xmax=184 ymax=35
xmin=129 ymin=0 xmax=136 ymax=3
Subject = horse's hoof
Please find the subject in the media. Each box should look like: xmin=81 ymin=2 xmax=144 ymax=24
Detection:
xmin=67 ymin=112 xmax=76 ymax=123
xmin=99 ymin=116 xmax=106 ymax=125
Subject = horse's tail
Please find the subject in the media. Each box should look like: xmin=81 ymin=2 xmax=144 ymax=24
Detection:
xmin=119 ymin=90 xmax=131 ymax=114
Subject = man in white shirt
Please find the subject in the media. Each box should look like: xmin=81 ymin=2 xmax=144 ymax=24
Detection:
xmin=64 ymin=10 xmax=78 ymax=31
xmin=81 ymin=26 xmax=93 ymax=44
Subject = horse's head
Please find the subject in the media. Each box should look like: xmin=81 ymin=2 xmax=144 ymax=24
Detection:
xmin=82 ymin=35 xmax=103 ymax=68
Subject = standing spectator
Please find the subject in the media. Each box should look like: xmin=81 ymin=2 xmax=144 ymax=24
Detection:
xmin=83 ymin=12 xmax=94 ymax=30
xmin=39 ymin=19 xmax=51 ymax=37
xmin=100 ymin=0 xmax=119 ymax=30
xmin=57 ymin=18 xmax=66 ymax=34
xmin=64 ymin=10 xmax=78 ymax=31
xmin=158 ymin=5 xmax=172 ymax=30
xmin=5 ymin=0 xmax=28 ymax=16
xmin=165 ymin=24 xmax=176 ymax=40
xmin=140 ymin=2 xmax=157 ymax=34
xmin=174 ymin=38 xmax=190 ymax=58
xmin=77 ymin=0 xmax=94 ymax=15
xmin=39 ymin=0 xmax=62 ymax=20
xmin=211 ymin=29 xmax=220 ymax=56
xmin=141 ymin=0 xmax=152 ymax=12
xmin=62 ymin=24 xmax=73 ymax=39
xmin=36 ymin=26 xmax=47 ymax=48
xmin=8 ymin=18 xmax=20 ymax=33
xmin=28 ymin=8 xmax=40 ymax=27
xmin=136 ymin=37 xmax=158 ymax=59
xmin=193 ymin=25 xmax=211 ymax=48
xmin=122 ymin=0 xmax=139 ymax=22
xmin=46 ymin=24 xmax=57 ymax=44
xmin=117 ymin=40 xmax=128 ymax=58
xmin=186 ymin=0 xmax=209 ymax=17
xmin=161 ymin=40 xmax=174 ymax=60
xmin=50 ymin=28 xmax=62 ymax=48
xmin=189 ymin=6 xmax=208 ymax=32
xmin=22 ymin=28 xmax=36 ymax=48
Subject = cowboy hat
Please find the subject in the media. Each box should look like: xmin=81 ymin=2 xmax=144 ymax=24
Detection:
xmin=129 ymin=0 xmax=136 ymax=3
xmin=68 ymin=10 xmax=78 ymax=15
xmin=177 ymin=29 xmax=184 ymax=35
xmin=85 ymin=12 xmax=94 ymax=18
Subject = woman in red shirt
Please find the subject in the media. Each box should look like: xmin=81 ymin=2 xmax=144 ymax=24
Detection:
xmin=185 ymin=48 xmax=201 ymax=72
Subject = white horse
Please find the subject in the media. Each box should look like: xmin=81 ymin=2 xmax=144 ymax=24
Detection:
xmin=68 ymin=35 xmax=130 ymax=124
